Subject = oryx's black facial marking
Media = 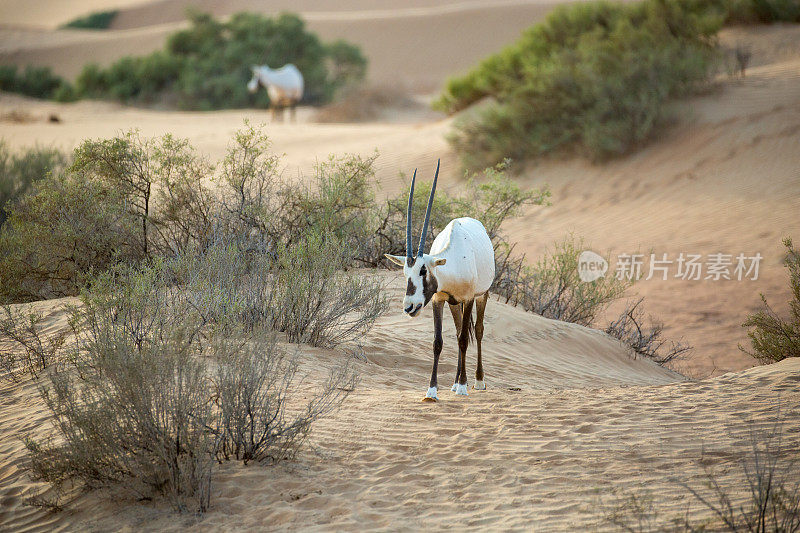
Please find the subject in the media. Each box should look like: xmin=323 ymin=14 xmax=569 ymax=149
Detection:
xmin=406 ymin=278 xmax=417 ymax=296
xmin=422 ymin=269 xmax=438 ymax=305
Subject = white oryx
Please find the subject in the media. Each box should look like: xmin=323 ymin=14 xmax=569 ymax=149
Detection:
xmin=247 ymin=64 xmax=304 ymax=122
xmin=385 ymin=160 xmax=495 ymax=402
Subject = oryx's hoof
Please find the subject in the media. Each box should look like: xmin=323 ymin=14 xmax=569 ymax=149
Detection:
xmin=422 ymin=387 xmax=438 ymax=402
xmin=454 ymin=383 xmax=469 ymax=396
xmin=451 ymin=383 xmax=458 ymax=392
xmin=473 ymin=380 xmax=486 ymax=390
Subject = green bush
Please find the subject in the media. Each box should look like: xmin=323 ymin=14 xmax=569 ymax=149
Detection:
xmin=740 ymin=237 xmax=800 ymax=364
xmin=68 ymin=130 xmax=214 ymax=256
xmin=0 ymin=143 xmax=68 ymax=229
xmin=435 ymin=0 xmax=723 ymax=168
xmin=0 ymin=171 xmax=139 ymax=302
xmin=0 ymin=65 xmax=70 ymax=100
xmin=60 ymin=10 xmax=118 ymax=30
xmin=71 ymin=11 xmax=367 ymax=108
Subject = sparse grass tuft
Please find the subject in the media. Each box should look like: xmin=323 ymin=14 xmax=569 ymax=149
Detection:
xmin=0 ymin=305 xmax=67 ymax=382
xmin=600 ymin=418 xmax=800 ymax=532
xmin=606 ymin=298 xmax=692 ymax=366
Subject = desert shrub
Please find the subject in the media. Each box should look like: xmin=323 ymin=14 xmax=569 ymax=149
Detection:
xmin=323 ymin=40 xmax=369 ymax=93
xmin=0 ymin=142 xmax=68 ymax=229
xmin=605 ymin=298 xmax=692 ymax=365
xmin=212 ymin=124 xmax=544 ymax=269
xmin=215 ymin=333 xmax=356 ymax=464
xmin=24 ymin=258 xmax=357 ymax=512
xmin=599 ymin=419 xmax=800 ymax=531
xmin=69 ymin=131 xmax=215 ymax=256
xmin=60 ymin=10 xmax=118 ymax=30
xmin=75 ymin=53 xmax=181 ymax=102
xmin=25 ymin=262 xmax=216 ymax=512
xmin=0 ymin=171 xmax=139 ymax=302
xmin=269 ymin=230 xmax=387 ymax=346
xmin=217 ymin=124 xmax=380 ymax=253
xmin=678 ymin=421 xmax=800 ymax=532
xmin=494 ymin=235 xmax=630 ymax=326
xmin=740 ymin=237 xmax=800 ymax=364
xmin=435 ymin=0 xmax=722 ymax=168
xmin=70 ymin=11 xmax=367 ymax=108
xmin=0 ymin=132 xmax=214 ymax=303
xmin=180 ymin=231 xmax=387 ymax=348
xmin=0 ymin=65 xmax=71 ymax=100
xmin=494 ymin=236 xmax=689 ymax=365
xmin=0 ymin=305 xmax=67 ymax=382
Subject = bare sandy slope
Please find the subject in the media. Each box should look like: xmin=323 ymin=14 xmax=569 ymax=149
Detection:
xmin=0 ymin=285 xmax=798 ymax=532
xmin=0 ymin=1 xmax=588 ymax=91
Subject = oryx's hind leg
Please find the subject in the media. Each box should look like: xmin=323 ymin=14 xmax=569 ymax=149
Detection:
xmin=453 ymin=299 xmax=474 ymax=396
xmin=474 ymin=292 xmax=488 ymax=390
xmin=290 ymin=100 xmax=298 ymax=122
xmin=448 ymin=302 xmax=463 ymax=392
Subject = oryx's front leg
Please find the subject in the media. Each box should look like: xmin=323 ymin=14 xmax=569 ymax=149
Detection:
xmin=454 ymin=299 xmax=474 ymax=396
xmin=423 ymin=299 xmax=444 ymax=402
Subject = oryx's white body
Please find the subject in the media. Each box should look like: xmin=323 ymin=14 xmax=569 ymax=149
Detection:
xmin=247 ymin=64 xmax=304 ymax=121
xmin=385 ymin=161 xmax=496 ymax=402
xmin=428 ymin=217 xmax=494 ymax=302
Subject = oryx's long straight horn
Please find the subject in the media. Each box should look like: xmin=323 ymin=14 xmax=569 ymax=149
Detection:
xmin=417 ymin=159 xmax=440 ymax=256
xmin=406 ymin=168 xmax=417 ymax=259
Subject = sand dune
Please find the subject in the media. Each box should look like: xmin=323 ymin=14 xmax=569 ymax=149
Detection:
xmin=0 ymin=285 xmax=797 ymax=531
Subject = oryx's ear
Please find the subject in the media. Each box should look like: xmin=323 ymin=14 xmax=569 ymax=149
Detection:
xmin=432 ymin=257 xmax=446 ymax=267
xmin=384 ymin=254 xmax=406 ymax=267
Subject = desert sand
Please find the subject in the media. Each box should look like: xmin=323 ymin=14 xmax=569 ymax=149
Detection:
xmin=0 ymin=0 xmax=799 ymax=531
xmin=1 ymin=283 xmax=798 ymax=531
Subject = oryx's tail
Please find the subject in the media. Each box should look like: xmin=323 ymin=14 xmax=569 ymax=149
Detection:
xmin=464 ymin=302 xmax=475 ymax=345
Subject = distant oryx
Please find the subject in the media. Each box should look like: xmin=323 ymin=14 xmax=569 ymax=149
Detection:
xmin=247 ymin=64 xmax=304 ymax=122
xmin=385 ymin=160 xmax=495 ymax=402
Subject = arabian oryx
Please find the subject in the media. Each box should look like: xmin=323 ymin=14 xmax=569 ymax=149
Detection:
xmin=385 ymin=160 xmax=495 ymax=402
xmin=247 ymin=64 xmax=304 ymax=122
